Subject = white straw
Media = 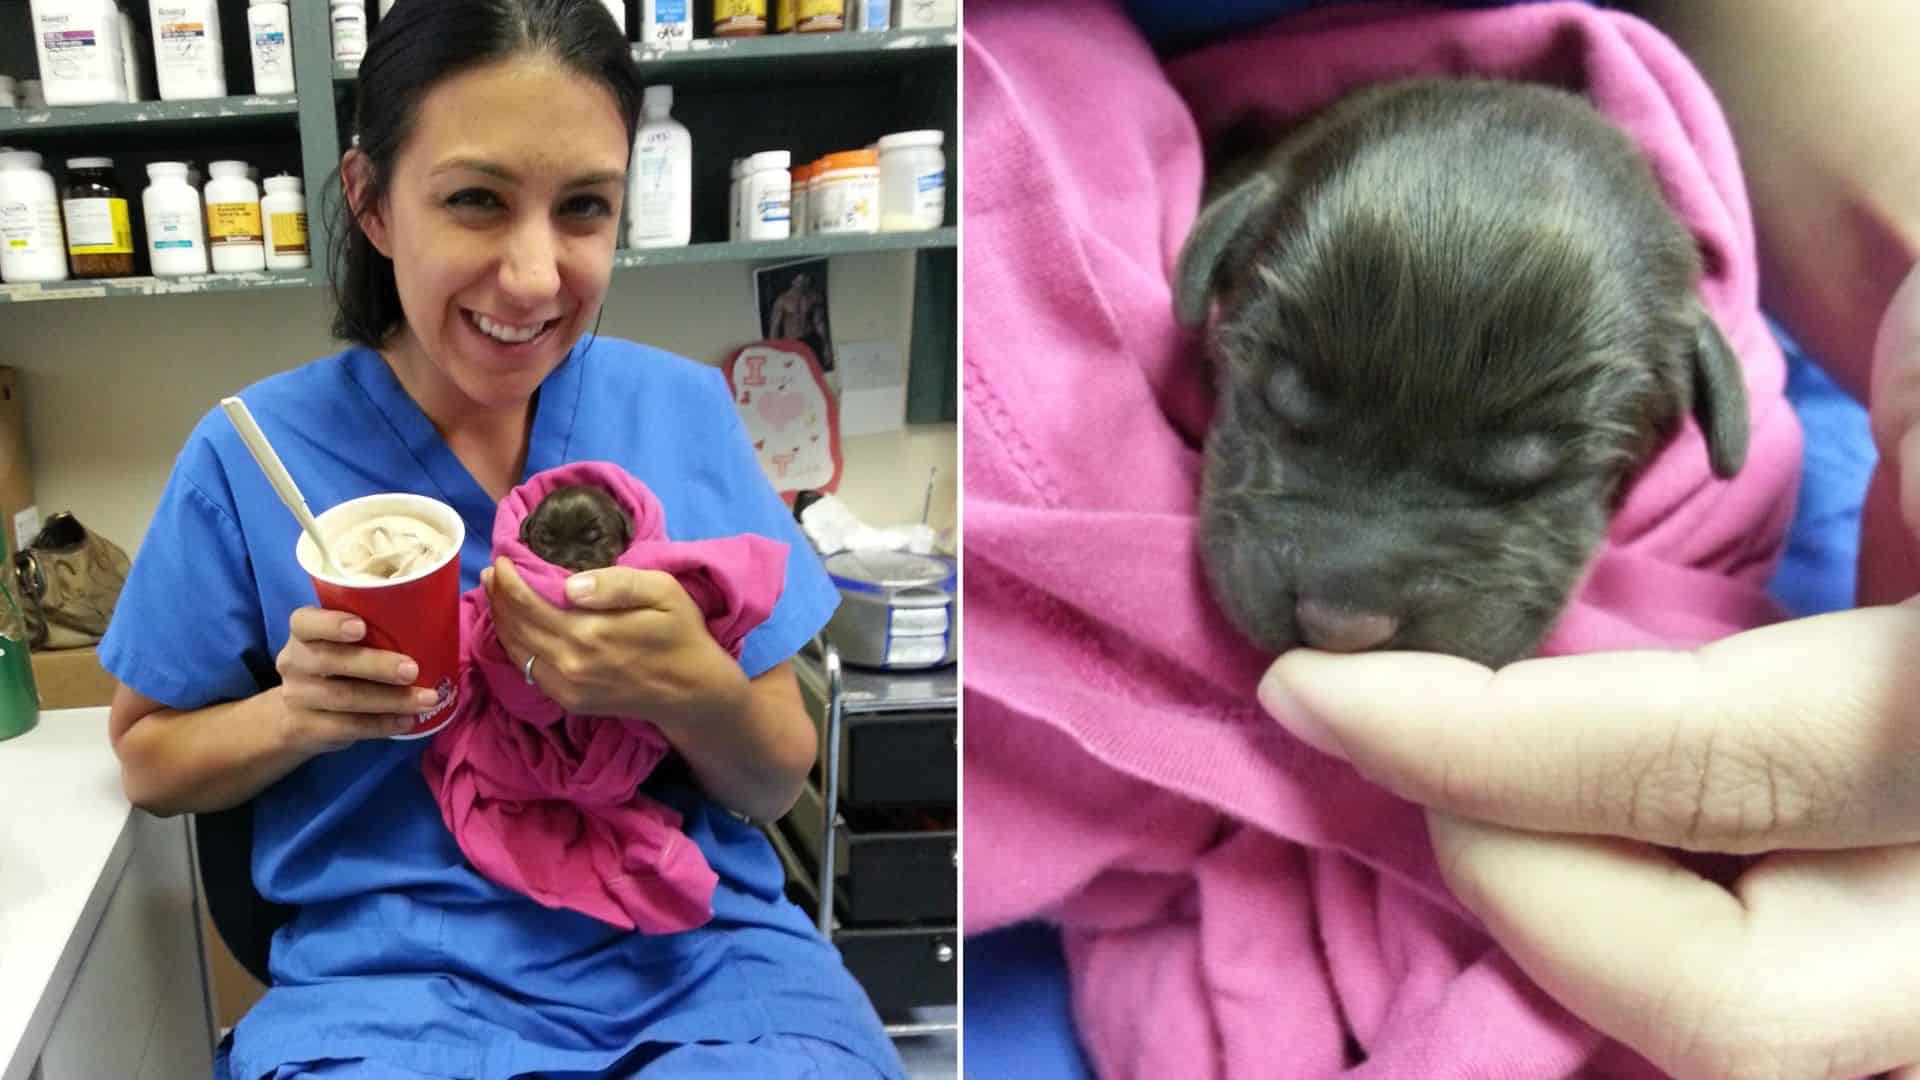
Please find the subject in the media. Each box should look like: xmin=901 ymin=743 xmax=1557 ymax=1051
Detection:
xmin=219 ymin=396 xmax=342 ymax=578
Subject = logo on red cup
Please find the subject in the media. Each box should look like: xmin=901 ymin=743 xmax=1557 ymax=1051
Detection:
xmin=295 ymin=493 xmax=465 ymax=740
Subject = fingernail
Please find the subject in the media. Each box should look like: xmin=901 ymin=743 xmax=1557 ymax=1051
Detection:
xmin=392 ymin=714 xmax=417 ymax=731
xmin=1258 ymin=663 xmax=1347 ymax=759
xmin=397 ymin=660 xmax=419 ymax=682
xmin=480 ymin=568 xmax=494 ymax=589
xmin=566 ymin=575 xmax=595 ymax=600
xmin=414 ymin=689 xmax=438 ymax=709
xmin=343 ymin=619 xmax=366 ymax=640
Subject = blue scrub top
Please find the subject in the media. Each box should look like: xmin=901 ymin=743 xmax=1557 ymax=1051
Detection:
xmin=99 ymin=340 xmax=901 ymax=1079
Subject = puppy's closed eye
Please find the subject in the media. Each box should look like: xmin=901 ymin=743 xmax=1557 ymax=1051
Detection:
xmin=1261 ymin=365 xmax=1323 ymax=434
xmin=1450 ymin=433 xmax=1563 ymax=496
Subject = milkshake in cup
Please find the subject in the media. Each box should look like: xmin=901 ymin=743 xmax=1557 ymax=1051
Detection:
xmin=295 ymin=493 xmax=465 ymax=739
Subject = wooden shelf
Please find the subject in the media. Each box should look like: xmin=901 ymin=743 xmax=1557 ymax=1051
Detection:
xmin=612 ymin=227 xmax=954 ymax=270
xmin=0 ymin=268 xmax=321 ymax=305
xmin=0 ymin=95 xmax=299 ymax=140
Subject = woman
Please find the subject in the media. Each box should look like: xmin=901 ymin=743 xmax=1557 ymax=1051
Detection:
xmin=100 ymin=2 xmax=904 ymax=1076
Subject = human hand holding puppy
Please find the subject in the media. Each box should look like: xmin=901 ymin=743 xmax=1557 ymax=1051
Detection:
xmin=485 ymin=483 xmax=748 ymax=730
xmin=1255 ymin=264 xmax=1920 ymax=1080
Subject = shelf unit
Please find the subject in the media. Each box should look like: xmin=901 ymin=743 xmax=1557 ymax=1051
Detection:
xmin=0 ymin=267 xmax=319 ymax=304
xmin=0 ymin=3 xmax=957 ymax=422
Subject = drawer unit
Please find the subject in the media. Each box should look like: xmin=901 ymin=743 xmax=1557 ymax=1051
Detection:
xmin=767 ymin=818 xmax=958 ymax=1014
xmin=834 ymin=926 xmax=959 ymax=1013
xmin=783 ymin=780 xmax=956 ymax=925
xmin=770 ymin=641 xmax=958 ymax=1024
xmin=796 ymin=656 xmax=956 ymax=806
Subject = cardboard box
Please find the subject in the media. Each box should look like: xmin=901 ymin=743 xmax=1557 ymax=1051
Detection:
xmin=0 ymin=367 xmax=36 ymax=558
xmin=30 ymin=644 xmax=118 ymax=710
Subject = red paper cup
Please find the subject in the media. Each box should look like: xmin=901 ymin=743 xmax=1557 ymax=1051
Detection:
xmin=295 ymin=493 xmax=465 ymax=740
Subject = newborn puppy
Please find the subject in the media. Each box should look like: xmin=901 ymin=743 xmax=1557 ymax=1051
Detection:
xmin=1175 ymin=78 xmax=1749 ymax=668
xmin=520 ymin=485 xmax=633 ymax=573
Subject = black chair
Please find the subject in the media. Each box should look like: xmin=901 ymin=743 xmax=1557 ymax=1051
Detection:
xmin=193 ymin=801 xmax=294 ymax=988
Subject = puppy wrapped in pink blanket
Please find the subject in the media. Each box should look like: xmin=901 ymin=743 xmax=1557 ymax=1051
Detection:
xmin=963 ymin=1 xmax=1801 ymax=1075
xmin=422 ymin=461 xmax=788 ymax=934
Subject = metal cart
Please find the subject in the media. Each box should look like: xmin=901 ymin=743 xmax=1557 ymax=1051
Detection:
xmin=772 ymin=639 xmax=957 ymax=1038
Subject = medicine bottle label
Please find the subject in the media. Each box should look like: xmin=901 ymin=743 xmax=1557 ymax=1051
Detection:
xmin=649 ymin=0 xmax=689 ymax=42
xmin=714 ymin=0 xmax=766 ymax=32
xmin=0 ymin=200 xmax=62 ymax=253
xmin=150 ymin=209 xmax=199 ymax=250
xmin=795 ymin=0 xmax=842 ymax=29
xmin=64 ymin=198 xmax=132 ymax=254
xmin=915 ymin=168 xmax=945 ymax=220
xmin=270 ymin=210 xmax=308 ymax=255
xmin=757 ymin=191 xmax=790 ymax=225
xmin=254 ymin=29 xmax=288 ymax=63
xmin=632 ymin=144 xmax=673 ymax=237
xmin=158 ymin=18 xmax=210 ymax=59
xmin=40 ymin=28 xmax=110 ymax=81
xmin=208 ymin=202 xmax=263 ymax=245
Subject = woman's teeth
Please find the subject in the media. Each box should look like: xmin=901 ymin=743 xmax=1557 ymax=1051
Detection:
xmin=469 ymin=311 xmax=551 ymax=344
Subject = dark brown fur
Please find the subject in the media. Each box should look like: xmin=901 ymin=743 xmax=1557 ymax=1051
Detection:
xmin=1175 ymin=78 xmax=1748 ymax=667
xmin=520 ymin=484 xmax=633 ymax=573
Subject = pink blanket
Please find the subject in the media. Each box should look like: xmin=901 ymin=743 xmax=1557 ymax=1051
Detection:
xmin=963 ymin=1 xmax=1803 ymax=1075
xmin=422 ymin=462 xmax=788 ymax=932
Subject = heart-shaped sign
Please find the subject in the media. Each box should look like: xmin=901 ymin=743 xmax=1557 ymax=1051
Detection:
xmin=757 ymin=390 xmax=807 ymax=430
xmin=725 ymin=339 xmax=842 ymax=501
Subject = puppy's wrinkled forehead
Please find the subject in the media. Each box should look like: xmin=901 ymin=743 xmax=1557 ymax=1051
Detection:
xmin=1214 ymin=121 xmax=1694 ymax=465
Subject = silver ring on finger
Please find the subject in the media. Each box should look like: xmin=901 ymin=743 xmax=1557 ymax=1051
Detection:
xmin=522 ymin=652 xmax=538 ymax=685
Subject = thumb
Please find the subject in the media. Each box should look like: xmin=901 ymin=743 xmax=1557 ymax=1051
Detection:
xmin=562 ymin=566 xmax=677 ymax=611
xmin=1257 ymin=604 xmax=1920 ymax=852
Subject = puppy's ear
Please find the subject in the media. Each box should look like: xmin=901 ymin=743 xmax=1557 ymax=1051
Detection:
xmin=1174 ymin=170 xmax=1280 ymax=329
xmin=1688 ymin=301 xmax=1749 ymax=478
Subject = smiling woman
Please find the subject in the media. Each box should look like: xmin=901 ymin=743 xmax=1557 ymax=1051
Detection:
xmin=94 ymin=1 xmax=903 ymax=1078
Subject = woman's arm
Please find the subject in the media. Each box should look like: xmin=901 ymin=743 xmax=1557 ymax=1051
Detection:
xmin=654 ymin=660 xmax=818 ymax=824
xmin=109 ymin=606 xmax=439 ymax=816
xmin=110 ymin=683 xmax=311 ymax=817
xmin=1628 ymin=0 xmax=1920 ymax=401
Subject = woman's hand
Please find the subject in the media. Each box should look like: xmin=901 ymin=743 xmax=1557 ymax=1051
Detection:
xmin=481 ymin=558 xmax=749 ymax=729
xmin=483 ymin=558 xmax=813 ymax=822
xmin=1257 ymin=611 xmax=1920 ymax=1080
xmin=275 ymin=606 xmax=440 ymax=753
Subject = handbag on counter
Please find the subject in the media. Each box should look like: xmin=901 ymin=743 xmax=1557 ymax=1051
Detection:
xmin=14 ymin=512 xmax=131 ymax=649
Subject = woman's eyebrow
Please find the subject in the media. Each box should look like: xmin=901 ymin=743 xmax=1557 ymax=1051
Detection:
xmin=565 ymin=170 xmax=626 ymax=189
xmin=431 ymin=158 xmax=624 ymax=189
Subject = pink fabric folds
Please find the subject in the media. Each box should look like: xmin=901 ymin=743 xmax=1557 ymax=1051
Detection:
xmin=963 ymin=1 xmax=1802 ymax=1075
xmin=422 ymin=461 xmax=788 ymax=933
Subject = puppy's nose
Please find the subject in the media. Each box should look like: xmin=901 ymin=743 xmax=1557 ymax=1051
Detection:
xmin=1295 ymin=598 xmax=1398 ymax=653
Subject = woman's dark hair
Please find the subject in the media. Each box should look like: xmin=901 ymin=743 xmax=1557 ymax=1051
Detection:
xmin=330 ymin=0 xmax=643 ymax=347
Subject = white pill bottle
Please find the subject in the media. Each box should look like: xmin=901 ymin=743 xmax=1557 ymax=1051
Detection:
xmin=149 ymin=0 xmax=228 ymax=101
xmin=261 ymin=175 xmax=310 ymax=270
xmin=204 ymin=160 xmax=265 ymax=272
xmin=248 ymin=0 xmax=295 ymax=95
xmin=877 ymin=129 xmax=945 ymax=231
xmin=742 ymin=150 xmax=791 ymax=242
xmin=144 ymin=161 xmax=210 ymax=276
xmin=28 ymin=0 xmax=128 ymax=106
xmin=627 ymin=85 xmax=692 ymax=249
xmin=0 ymin=151 xmax=69 ymax=283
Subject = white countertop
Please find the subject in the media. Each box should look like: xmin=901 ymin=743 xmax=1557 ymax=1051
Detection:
xmin=0 ymin=708 xmax=134 ymax=1080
